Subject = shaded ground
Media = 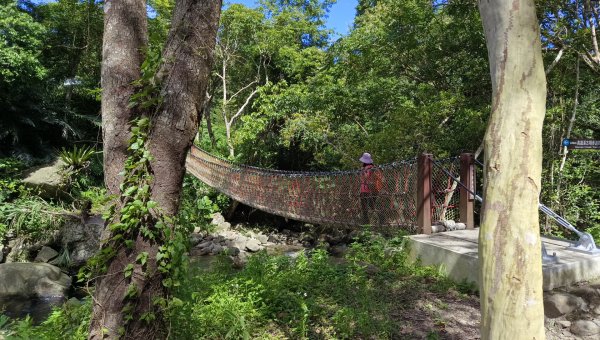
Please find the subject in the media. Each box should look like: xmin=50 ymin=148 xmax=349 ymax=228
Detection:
xmin=386 ymin=281 xmax=600 ymax=340
xmin=389 ymin=288 xmax=480 ymax=339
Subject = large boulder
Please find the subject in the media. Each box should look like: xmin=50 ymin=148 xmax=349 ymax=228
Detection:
xmin=22 ymin=159 xmax=67 ymax=199
xmin=0 ymin=263 xmax=71 ymax=298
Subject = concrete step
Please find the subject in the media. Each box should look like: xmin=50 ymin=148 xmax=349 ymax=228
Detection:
xmin=407 ymin=229 xmax=600 ymax=290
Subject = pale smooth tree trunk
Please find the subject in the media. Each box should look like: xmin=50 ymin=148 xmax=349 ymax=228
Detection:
xmin=478 ymin=0 xmax=546 ymax=339
xmin=90 ymin=1 xmax=222 ymax=338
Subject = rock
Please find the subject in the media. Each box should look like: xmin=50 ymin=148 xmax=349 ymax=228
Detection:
xmin=6 ymin=238 xmax=30 ymax=262
xmin=255 ymin=233 xmax=269 ymax=244
xmin=189 ymin=234 xmax=204 ymax=247
xmin=245 ymin=239 xmax=262 ymax=252
xmin=65 ymin=297 xmax=81 ymax=307
xmin=431 ymin=225 xmax=445 ymax=233
xmin=211 ymin=212 xmax=226 ymax=226
xmin=347 ymin=230 xmax=360 ymax=242
xmin=34 ymin=246 xmax=59 ymax=263
xmin=324 ymin=234 xmax=344 ymax=246
xmin=232 ymin=252 xmax=249 ymax=269
xmin=231 ymin=235 xmax=250 ymax=250
xmin=215 ymin=221 xmax=231 ymax=233
xmin=357 ymin=261 xmax=380 ymax=276
xmin=0 ymin=244 xmax=4 ymax=263
xmin=22 ymin=159 xmax=67 ymax=199
xmin=544 ymin=292 xmax=585 ymax=318
xmin=442 ymin=220 xmax=455 ymax=229
xmin=570 ymin=320 xmax=600 ymax=336
xmin=317 ymin=242 xmax=330 ymax=252
xmin=210 ymin=244 xmax=223 ymax=255
xmin=593 ymin=305 xmax=600 ymax=315
xmin=190 ymin=247 xmax=211 ymax=257
xmin=196 ymin=241 xmax=212 ymax=250
xmin=330 ymin=244 xmax=348 ymax=257
xmin=300 ymin=233 xmax=315 ymax=245
xmin=569 ymin=286 xmax=600 ymax=301
xmin=453 ymin=222 xmax=467 ymax=230
xmin=226 ymin=247 xmax=240 ymax=256
xmin=557 ymin=320 xmax=572 ymax=328
xmin=60 ymin=215 xmax=104 ymax=266
xmin=0 ymin=263 xmax=71 ymax=298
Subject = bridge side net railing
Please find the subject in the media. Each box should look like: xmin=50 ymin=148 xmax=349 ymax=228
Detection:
xmin=186 ymin=147 xmax=425 ymax=228
xmin=431 ymin=157 xmax=462 ymax=223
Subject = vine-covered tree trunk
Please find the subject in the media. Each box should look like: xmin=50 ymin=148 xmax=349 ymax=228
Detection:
xmin=90 ymin=1 xmax=222 ymax=339
xmin=478 ymin=0 xmax=546 ymax=339
xmin=101 ymin=0 xmax=147 ymax=195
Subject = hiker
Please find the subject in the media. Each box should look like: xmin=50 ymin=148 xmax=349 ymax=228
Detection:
xmin=359 ymin=152 xmax=383 ymax=225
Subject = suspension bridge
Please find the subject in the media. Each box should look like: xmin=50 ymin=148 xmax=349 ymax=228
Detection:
xmin=186 ymin=146 xmax=470 ymax=231
xmin=185 ymin=146 xmax=600 ymax=289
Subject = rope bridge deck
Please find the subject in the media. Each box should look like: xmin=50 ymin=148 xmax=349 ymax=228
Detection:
xmin=185 ymin=147 xmax=462 ymax=229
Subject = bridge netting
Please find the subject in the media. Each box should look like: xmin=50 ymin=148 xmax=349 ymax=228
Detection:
xmin=186 ymin=146 xmax=461 ymax=229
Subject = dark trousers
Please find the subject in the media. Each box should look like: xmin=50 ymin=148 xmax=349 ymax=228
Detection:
xmin=360 ymin=192 xmax=380 ymax=225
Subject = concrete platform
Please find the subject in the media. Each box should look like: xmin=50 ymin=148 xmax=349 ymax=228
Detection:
xmin=407 ymin=229 xmax=600 ymax=290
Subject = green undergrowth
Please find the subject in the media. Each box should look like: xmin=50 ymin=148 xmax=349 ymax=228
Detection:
xmin=0 ymin=298 xmax=92 ymax=340
xmin=0 ymin=231 xmax=476 ymax=339
xmin=169 ymin=231 xmax=477 ymax=339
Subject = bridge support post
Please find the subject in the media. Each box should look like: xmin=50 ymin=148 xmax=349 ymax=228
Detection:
xmin=417 ymin=153 xmax=433 ymax=234
xmin=459 ymin=153 xmax=475 ymax=229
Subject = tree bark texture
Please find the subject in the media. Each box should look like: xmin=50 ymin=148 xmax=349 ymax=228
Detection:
xmin=149 ymin=0 xmax=222 ymax=215
xmin=90 ymin=1 xmax=222 ymax=339
xmin=478 ymin=0 xmax=546 ymax=339
xmin=101 ymin=0 xmax=148 ymax=195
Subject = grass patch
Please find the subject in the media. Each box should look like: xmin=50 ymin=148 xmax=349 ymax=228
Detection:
xmin=169 ymin=231 xmax=479 ymax=339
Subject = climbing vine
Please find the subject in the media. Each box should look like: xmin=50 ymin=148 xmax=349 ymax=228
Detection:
xmin=79 ymin=48 xmax=190 ymax=332
xmin=79 ymin=116 xmax=190 ymax=330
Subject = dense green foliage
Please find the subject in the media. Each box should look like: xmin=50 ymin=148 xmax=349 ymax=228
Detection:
xmin=168 ymin=232 xmax=475 ymax=339
xmin=0 ymin=0 xmax=599 ymax=337
xmin=1 ymin=0 xmax=597 ymax=235
xmin=1 ymin=234 xmax=476 ymax=339
xmin=0 ymin=298 xmax=92 ymax=340
xmin=0 ymin=0 xmax=101 ymax=157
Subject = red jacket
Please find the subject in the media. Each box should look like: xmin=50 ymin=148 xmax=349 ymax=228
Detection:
xmin=361 ymin=164 xmax=375 ymax=193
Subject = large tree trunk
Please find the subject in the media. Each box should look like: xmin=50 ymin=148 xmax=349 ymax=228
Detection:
xmin=90 ymin=1 xmax=222 ymax=339
xmin=478 ymin=0 xmax=546 ymax=339
xmin=101 ymin=0 xmax=148 ymax=195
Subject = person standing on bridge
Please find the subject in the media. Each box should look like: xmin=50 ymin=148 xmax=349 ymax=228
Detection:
xmin=359 ymin=152 xmax=383 ymax=225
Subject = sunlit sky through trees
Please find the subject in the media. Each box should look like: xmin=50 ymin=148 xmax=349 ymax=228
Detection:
xmin=28 ymin=0 xmax=358 ymax=37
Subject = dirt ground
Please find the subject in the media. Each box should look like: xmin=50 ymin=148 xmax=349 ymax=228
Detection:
xmin=393 ymin=285 xmax=599 ymax=340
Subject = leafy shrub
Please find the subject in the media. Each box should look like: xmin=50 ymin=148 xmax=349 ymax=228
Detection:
xmin=0 ymin=158 xmax=27 ymax=203
xmin=59 ymin=145 xmax=95 ymax=171
xmin=0 ymin=298 xmax=91 ymax=339
xmin=170 ymin=243 xmax=403 ymax=339
xmin=178 ymin=175 xmax=229 ymax=233
xmin=78 ymin=187 xmax=113 ymax=214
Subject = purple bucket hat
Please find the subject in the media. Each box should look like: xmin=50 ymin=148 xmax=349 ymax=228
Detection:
xmin=359 ymin=152 xmax=373 ymax=164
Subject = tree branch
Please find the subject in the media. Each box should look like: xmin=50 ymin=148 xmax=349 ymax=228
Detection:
xmin=229 ymin=87 xmax=259 ymax=125
xmin=545 ymin=47 xmax=564 ymax=75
